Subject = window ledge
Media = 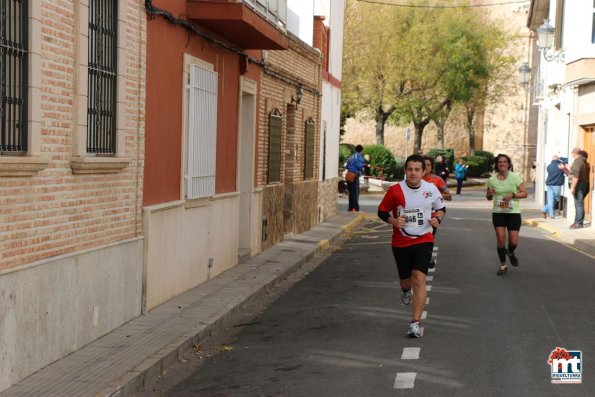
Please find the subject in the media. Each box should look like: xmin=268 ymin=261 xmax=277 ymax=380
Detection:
xmin=0 ymin=156 xmax=50 ymax=177
xmin=71 ymin=157 xmax=132 ymax=174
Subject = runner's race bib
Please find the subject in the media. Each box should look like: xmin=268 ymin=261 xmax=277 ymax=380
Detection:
xmin=497 ymin=198 xmax=514 ymax=211
xmin=402 ymin=208 xmax=424 ymax=228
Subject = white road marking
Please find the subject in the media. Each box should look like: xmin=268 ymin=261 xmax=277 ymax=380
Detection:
xmin=433 ymin=247 xmax=439 ymax=251
xmin=426 ymin=285 xmax=432 ymax=291
xmin=394 ymin=372 xmax=417 ymax=389
xmin=421 ymin=311 xmax=427 ymax=320
xmin=426 ymin=297 xmax=430 ymax=304
xmin=428 ymin=267 xmax=435 ymax=273
xmin=401 ymin=347 xmax=421 ymax=360
xmin=426 ymin=276 xmax=434 ymax=281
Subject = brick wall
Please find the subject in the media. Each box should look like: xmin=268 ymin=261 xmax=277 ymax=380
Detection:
xmin=257 ymin=35 xmax=322 ymax=187
xmin=258 ymin=33 xmax=322 ymax=243
xmin=0 ymin=0 xmax=145 ymax=270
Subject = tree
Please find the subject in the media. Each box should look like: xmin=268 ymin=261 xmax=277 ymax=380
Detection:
xmin=342 ymin=0 xmax=517 ymax=152
xmin=438 ymin=9 xmax=516 ymax=155
xmin=342 ymin=0 xmax=411 ymax=145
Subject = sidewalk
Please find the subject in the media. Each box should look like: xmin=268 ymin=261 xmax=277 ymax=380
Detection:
xmin=1 ymin=213 xmax=366 ymax=397
xmin=524 ymin=216 xmax=595 ymax=257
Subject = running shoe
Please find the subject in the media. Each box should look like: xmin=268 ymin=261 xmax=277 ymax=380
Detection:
xmin=401 ymin=288 xmax=412 ymax=305
xmin=429 ymin=259 xmax=436 ymax=269
xmin=407 ymin=321 xmax=422 ymax=338
xmin=496 ymin=265 xmax=508 ymax=275
xmin=508 ymin=252 xmax=519 ymax=267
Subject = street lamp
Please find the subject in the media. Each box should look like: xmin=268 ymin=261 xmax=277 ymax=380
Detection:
xmin=518 ymin=63 xmax=531 ymax=90
xmin=537 ymin=19 xmax=564 ymax=62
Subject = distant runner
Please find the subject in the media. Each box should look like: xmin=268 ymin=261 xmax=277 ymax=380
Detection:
xmin=486 ymin=153 xmax=528 ymax=275
xmin=422 ymin=155 xmax=452 ymax=269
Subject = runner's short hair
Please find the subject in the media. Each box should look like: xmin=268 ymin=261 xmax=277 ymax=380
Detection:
xmin=405 ymin=154 xmax=425 ymax=170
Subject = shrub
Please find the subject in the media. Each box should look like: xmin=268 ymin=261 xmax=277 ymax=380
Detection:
xmin=339 ymin=143 xmax=355 ymax=167
xmin=462 ymin=154 xmax=493 ymax=177
xmin=362 ymin=144 xmax=399 ymax=180
xmin=424 ymin=148 xmax=455 ymax=170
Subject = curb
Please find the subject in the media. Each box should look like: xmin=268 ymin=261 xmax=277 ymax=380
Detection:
xmin=525 ymin=219 xmax=595 ymax=258
xmin=98 ymin=214 xmax=367 ymax=397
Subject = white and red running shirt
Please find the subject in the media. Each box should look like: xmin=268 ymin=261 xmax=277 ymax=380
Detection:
xmin=378 ymin=180 xmax=446 ymax=248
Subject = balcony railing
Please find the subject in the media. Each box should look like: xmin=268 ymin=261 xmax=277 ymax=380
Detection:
xmin=242 ymin=0 xmax=287 ymax=30
xmin=186 ymin=0 xmax=288 ymax=49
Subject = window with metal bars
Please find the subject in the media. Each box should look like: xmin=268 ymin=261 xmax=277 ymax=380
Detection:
xmin=303 ymin=117 xmax=315 ymax=179
xmin=186 ymin=64 xmax=218 ymax=199
xmin=87 ymin=0 xmax=118 ymax=154
xmin=268 ymin=109 xmax=282 ymax=183
xmin=0 ymin=0 xmax=28 ymax=154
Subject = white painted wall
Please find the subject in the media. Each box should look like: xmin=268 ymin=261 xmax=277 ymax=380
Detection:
xmin=287 ymin=0 xmax=314 ymax=45
xmin=316 ymin=0 xmax=344 ymax=181
xmin=561 ymin=2 xmax=595 ymax=62
xmin=143 ymin=196 xmax=240 ymax=311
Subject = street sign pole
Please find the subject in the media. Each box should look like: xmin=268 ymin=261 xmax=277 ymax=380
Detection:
xmin=405 ymin=127 xmax=411 ymax=158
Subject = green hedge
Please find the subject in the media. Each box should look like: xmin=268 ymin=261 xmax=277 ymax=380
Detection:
xmin=424 ymin=148 xmax=455 ymax=170
xmin=339 ymin=143 xmax=355 ymax=167
xmin=462 ymin=151 xmax=494 ymax=177
xmin=362 ymin=144 xmax=399 ymax=180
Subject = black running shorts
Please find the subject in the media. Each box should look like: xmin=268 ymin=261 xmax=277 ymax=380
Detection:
xmin=492 ymin=212 xmax=522 ymax=231
xmin=391 ymin=242 xmax=433 ymax=280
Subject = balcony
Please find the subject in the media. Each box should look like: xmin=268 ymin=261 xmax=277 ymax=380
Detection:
xmin=186 ymin=0 xmax=288 ymax=50
xmin=565 ymin=58 xmax=595 ymax=87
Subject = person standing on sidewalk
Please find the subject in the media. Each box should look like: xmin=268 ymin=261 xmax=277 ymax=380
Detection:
xmin=486 ymin=154 xmax=528 ymax=275
xmin=454 ymin=158 xmax=469 ymax=195
xmin=569 ymin=147 xmax=590 ymax=229
xmin=346 ymin=144 xmax=364 ymax=213
xmin=434 ymin=155 xmax=450 ymax=182
xmin=378 ymin=154 xmax=446 ymax=338
xmin=542 ymin=154 xmax=565 ymax=219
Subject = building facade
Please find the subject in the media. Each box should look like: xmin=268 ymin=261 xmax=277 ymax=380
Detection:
xmin=528 ymin=0 xmax=595 ymax=223
xmin=0 ymin=0 xmax=146 ymax=391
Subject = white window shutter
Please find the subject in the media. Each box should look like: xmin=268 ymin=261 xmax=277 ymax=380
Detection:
xmin=187 ymin=64 xmax=218 ymax=199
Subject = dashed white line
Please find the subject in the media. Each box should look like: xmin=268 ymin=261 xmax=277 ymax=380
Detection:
xmin=394 ymin=372 xmax=417 ymax=389
xmin=401 ymin=347 xmax=421 ymax=360
xmin=426 ymin=297 xmax=430 ymax=304
xmin=421 ymin=311 xmax=427 ymax=320
xmin=426 ymin=285 xmax=432 ymax=291
xmin=426 ymin=275 xmax=434 ymax=281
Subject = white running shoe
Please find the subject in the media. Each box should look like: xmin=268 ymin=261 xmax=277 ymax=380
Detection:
xmin=407 ymin=321 xmax=422 ymax=338
xmin=401 ymin=289 xmax=412 ymax=305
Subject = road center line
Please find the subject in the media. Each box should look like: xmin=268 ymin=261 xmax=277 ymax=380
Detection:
xmin=421 ymin=311 xmax=427 ymax=320
xmin=394 ymin=372 xmax=416 ymax=389
xmin=426 ymin=275 xmax=434 ymax=281
xmin=401 ymin=347 xmax=421 ymax=359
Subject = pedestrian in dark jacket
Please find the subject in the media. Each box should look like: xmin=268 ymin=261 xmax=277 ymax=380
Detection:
xmin=541 ymin=155 xmax=565 ymax=218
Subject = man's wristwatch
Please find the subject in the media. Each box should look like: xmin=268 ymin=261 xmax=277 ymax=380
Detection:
xmin=435 ymin=215 xmax=443 ymax=224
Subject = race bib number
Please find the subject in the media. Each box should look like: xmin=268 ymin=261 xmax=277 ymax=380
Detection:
xmin=402 ymin=208 xmax=424 ymax=228
xmin=497 ymin=198 xmax=514 ymax=211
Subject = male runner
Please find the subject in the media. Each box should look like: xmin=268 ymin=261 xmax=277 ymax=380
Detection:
xmin=378 ymin=154 xmax=446 ymax=338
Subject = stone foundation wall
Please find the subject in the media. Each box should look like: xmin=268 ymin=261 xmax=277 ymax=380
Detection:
xmin=262 ymin=184 xmax=285 ymax=251
xmin=318 ymin=177 xmax=339 ymax=222
xmin=289 ymin=180 xmax=319 ymax=234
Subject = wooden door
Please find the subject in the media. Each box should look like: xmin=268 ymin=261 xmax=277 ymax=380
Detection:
xmin=583 ymin=127 xmax=594 ymax=222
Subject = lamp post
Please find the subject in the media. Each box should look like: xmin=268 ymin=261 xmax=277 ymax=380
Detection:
xmin=537 ymin=19 xmax=564 ymax=62
xmin=518 ymin=63 xmax=531 ymax=91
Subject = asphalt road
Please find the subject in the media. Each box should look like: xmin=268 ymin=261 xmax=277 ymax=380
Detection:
xmin=141 ymin=189 xmax=595 ymax=396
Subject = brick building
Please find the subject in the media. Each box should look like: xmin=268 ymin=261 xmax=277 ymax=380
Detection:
xmin=0 ymin=0 xmax=145 ymax=391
